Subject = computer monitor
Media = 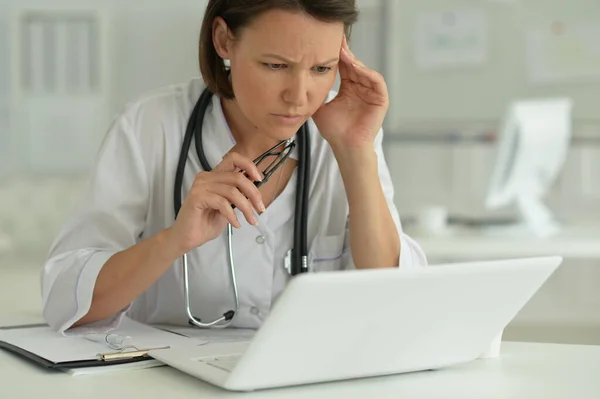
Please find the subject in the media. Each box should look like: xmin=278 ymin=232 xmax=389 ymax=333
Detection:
xmin=485 ymin=98 xmax=573 ymax=238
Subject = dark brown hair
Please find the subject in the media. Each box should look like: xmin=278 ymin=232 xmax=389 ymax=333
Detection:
xmin=199 ymin=0 xmax=358 ymax=99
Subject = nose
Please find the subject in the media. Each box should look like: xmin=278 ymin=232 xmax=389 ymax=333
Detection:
xmin=282 ymin=73 xmax=308 ymax=109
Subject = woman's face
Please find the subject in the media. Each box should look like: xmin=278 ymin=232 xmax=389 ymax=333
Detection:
xmin=215 ymin=9 xmax=345 ymax=141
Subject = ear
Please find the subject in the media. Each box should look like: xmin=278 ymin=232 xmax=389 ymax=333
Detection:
xmin=212 ymin=17 xmax=233 ymax=60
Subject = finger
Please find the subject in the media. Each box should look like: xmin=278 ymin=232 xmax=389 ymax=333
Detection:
xmin=340 ymin=44 xmax=387 ymax=96
xmin=216 ymin=151 xmax=264 ymax=182
xmin=207 ymin=183 xmax=258 ymax=226
xmin=231 ymin=172 xmax=266 ymax=213
xmin=338 ymin=46 xmax=355 ymax=81
xmin=351 ymin=63 xmax=388 ymax=100
xmin=205 ymin=171 xmax=265 ymax=214
xmin=204 ymin=193 xmax=241 ymax=229
xmin=342 ymin=36 xmax=364 ymax=67
xmin=196 ymin=169 xmax=265 ymax=214
xmin=339 ymin=47 xmax=361 ymax=85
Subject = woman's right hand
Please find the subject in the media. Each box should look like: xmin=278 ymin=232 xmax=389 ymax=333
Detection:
xmin=166 ymin=151 xmax=266 ymax=257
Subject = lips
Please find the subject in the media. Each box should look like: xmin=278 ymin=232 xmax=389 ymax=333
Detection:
xmin=272 ymin=114 xmax=305 ymax=124
xmin=275 ymin=114 xmax=303 ymax=118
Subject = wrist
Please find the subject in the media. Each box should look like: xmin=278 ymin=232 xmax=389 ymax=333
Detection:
xmin=330 ymin=141 xmax=377 ymax=173
xmin=328 ymin=135 xmax=374 ymax=154
xmin=157 ymin=227 xmax=187 ymax=261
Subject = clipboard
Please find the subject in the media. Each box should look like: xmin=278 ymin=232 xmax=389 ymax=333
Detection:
xmin=0 ymin=320 xmax=180 ymax=371
xmin=0 ymin=340 xmax=163 ymax=370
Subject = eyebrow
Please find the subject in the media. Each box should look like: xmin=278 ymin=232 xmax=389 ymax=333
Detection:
xmin=261 ymin=54 xmax=339 ymax=65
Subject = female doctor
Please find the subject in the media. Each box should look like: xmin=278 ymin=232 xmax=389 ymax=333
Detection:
xmin=41 ymin=0 xmax=427 ymax=334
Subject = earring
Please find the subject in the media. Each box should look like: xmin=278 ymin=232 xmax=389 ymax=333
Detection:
xmin=223 ymin=58 xmax=231 ymax=70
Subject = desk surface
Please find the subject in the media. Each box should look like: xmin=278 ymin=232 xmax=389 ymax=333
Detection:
xmin=1 ymin=341 xmax=599 ymax=398
xmin=406 ymin=222 xmax=600 ymax=261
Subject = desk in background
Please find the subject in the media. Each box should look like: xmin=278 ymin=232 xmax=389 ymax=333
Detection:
xmin=0 ymin=339 xmax=599 ymax=398
xmin=406 ymin=222 xmax=600 ymax=346
xmin=405 ymin=222 xmax=600 ymax=262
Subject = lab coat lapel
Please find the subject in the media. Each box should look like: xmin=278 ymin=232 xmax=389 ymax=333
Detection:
xmin=198 ymin=94 xmax=236 ymax=171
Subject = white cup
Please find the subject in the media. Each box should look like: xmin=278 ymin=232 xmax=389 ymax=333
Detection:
xmin=478 ymin=331 xmax=503 ymax=359
xmin=416 ymin=206 xmax=448 ymax=234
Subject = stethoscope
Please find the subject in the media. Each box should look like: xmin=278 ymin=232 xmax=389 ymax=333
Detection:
xmin=174 ymin=88 xmax=310 ymax=328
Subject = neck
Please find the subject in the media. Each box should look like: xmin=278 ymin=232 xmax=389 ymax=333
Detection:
xmin=220 ymin=98 xmax=280 ymax=159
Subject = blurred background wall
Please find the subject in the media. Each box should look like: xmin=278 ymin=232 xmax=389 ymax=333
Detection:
xmin=0 ymin=0 xmax=599 ymax=343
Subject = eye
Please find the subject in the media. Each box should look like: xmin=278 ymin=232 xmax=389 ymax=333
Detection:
xmin=264 ymin=63 xmax=286 ymax=70
xmin=313 ymin=66 xmax=333 ymax=74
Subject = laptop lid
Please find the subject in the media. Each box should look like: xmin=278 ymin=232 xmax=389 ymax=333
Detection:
xmin=223 ymin=256 xmax=562 ymax=390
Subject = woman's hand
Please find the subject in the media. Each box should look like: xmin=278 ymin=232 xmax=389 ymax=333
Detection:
xmin=166 ymin=152 xmax=265 ymax=256
xmin=313 ymin=35 xmax=389 ymax=150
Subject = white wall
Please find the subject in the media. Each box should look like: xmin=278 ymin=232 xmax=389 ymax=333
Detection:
xmin=0 ymin=0 xmax=207 ymax=179
xmin=384 ymin=0 xmax=600 ymax=131
xmin=0 ymin=7 xmax=11 ymax=177
xmin=0 ymin=0 xmax=206 ymax=114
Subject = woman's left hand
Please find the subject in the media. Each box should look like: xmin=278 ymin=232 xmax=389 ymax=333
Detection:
xmin=313 ymin=35 xmax=389 ymax=150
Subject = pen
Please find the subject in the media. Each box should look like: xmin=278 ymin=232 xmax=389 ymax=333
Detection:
xmin=85 ymin=333 xmax=133 ymax=350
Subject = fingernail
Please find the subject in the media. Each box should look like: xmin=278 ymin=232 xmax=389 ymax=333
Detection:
xmin=259 ymin=202 xmax=266 ymax=213
xmin=252 ymin=217 xmax=258 ymax=226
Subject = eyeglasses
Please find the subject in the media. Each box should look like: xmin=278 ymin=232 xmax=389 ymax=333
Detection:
xmin=252 ymin=139 xmax=296 ymax=188
xmin=231 ymin=139 xmax=295 ymax=210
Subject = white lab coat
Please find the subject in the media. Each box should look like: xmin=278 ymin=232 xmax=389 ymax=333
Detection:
xmin=41 ymin=78 xmax=427 ymax=334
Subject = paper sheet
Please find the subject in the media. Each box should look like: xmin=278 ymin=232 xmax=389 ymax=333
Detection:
xmin=526 ymin=19 xmax=600 ymax=84
xmin=414 ymin=9 xmax=489 ymax=69
xmin=0 ymin=318 xmax=197 ymax=364
xmin=155 ymin=325 xmax=256 ymax=344
xmin=63 ymin=359 xmax=165 ymax=376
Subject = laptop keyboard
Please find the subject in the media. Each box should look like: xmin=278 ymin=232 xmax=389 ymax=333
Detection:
xmin=201 ymin=354 xmax=243 ymax=372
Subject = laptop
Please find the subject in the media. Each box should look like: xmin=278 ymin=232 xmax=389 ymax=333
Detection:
xmin=149 ymin=256 xmax=562 ymax=391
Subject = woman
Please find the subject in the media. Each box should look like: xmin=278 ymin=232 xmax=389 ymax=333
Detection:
xmin=42 ymin=0 xmax=427 ymax=334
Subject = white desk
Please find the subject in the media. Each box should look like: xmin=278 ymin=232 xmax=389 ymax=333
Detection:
xmin=1 ymin=340 xmax=599 ymax=398
xmin=406 ymin=222 xmax=600 ymax=261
